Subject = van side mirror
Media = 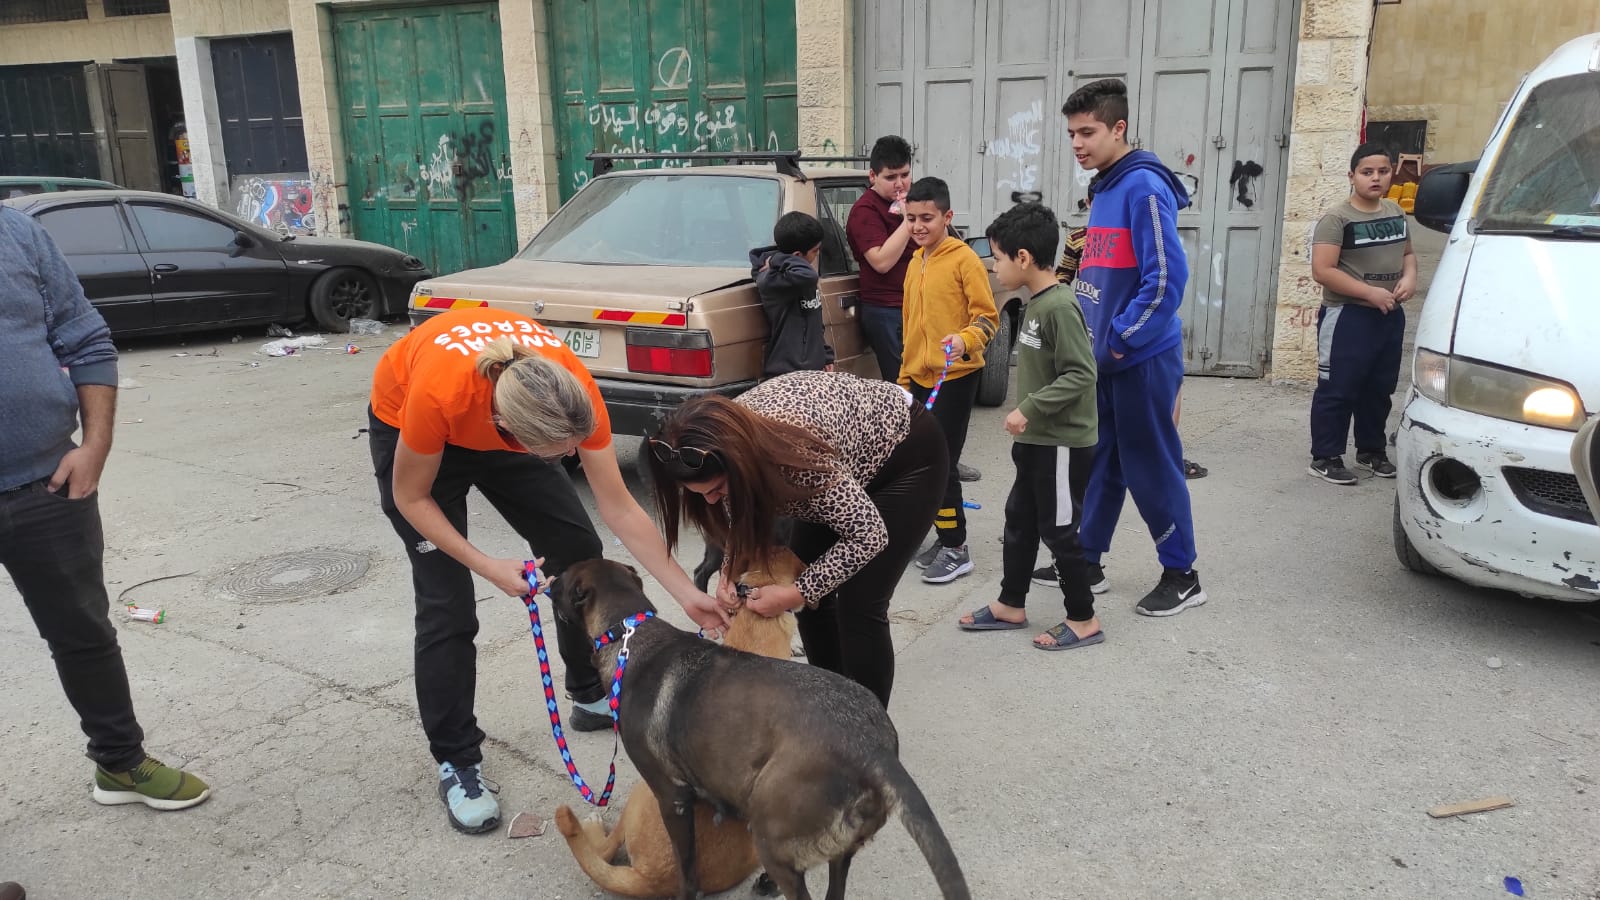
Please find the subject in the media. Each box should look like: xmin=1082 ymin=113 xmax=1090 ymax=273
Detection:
xmin=965 ymin=236 xmax=992 ymax=258
xmin=1413 ymin=160 xmax=1477 ymax=233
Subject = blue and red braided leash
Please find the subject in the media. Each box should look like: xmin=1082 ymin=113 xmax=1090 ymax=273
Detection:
xmin=923 ymin=341 xmax=957 ymax=411
xmin=519 ymin=560 xmax=651 ymax=807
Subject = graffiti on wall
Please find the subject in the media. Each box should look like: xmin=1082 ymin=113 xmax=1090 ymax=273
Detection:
xmin=420 ymin=123 xmax=511 ymax=199
xmin=992 ymin=100 xmax=1043 ymax=195
xmin=232 ymin=174 xmax=316 ymax=235
xmin=571 ymin=99 xmax=781 ymax=191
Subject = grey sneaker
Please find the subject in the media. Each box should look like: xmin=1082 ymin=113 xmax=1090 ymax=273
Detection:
xmin=957 ymin=463 xmax=981 ymax=483
xmin=912 ymin=542 xmax=941 ymax=569
xmin=1308 ymin=456 xmax=1358 ymax=485
xmin=1355 ymin=452 xmax=1397 ymax=478
xmin=922 ymin=545 xmax=974 ymax=584
xmin=438 ymin=762 xmax=500 ymax=834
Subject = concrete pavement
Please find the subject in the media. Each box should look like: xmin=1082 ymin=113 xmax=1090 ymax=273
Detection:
xmin=4 ymin=230 xmax=1600 ymax=898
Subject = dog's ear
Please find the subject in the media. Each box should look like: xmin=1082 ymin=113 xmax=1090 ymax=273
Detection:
xmin=623 ymin=564 xmax=643 ymax=589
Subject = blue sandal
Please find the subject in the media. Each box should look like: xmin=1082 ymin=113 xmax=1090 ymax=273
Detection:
xmin=1033 ymin=621 xmax=1105 ymax=651
xmin=957 ymin=606 xmax=1028 ymax=631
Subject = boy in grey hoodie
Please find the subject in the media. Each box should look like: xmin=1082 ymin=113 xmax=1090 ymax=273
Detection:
xmin=750 ymin=211 xmax=833 ymax=377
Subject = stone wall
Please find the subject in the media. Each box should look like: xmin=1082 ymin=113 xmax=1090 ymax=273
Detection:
xmin=796 ymin=0 xmax=854 ymax=158
xmin=1367 ymin=0 xmax=1600 ymax=163
xmin=0 ymin=1 xmax=173 ymax=65
xmin=1271 ymin=0 xmax=1374 ymax=383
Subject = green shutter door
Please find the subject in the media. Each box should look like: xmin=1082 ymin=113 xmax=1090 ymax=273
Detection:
xmin=547 ymin=0 xmax=798 ymax=202
xmin=334 ymin=3 xmax=516 ymax=275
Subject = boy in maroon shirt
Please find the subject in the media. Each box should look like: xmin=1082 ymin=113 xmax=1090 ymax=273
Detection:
xmin=846 ymin=135 xmax=915 ymax=382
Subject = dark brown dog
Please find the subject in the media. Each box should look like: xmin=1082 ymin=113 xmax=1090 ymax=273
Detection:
xmin=553 ymin=559 xmax=970 ymax=900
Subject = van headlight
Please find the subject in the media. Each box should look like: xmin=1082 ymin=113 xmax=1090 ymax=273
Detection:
xmin=1414 ymin=348 xmax=1585 ymax=431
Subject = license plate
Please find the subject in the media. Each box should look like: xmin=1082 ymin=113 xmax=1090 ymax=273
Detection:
xmin=553 ymin=326 xmax=600 ymax=358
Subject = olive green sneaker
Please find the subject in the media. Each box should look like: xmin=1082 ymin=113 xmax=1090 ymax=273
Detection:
xmin=92 ymin=756 xmax=212 ymax=811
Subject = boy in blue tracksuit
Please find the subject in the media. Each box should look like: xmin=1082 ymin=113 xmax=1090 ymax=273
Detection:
xmin=1062 ymin=78 xmax=1207 ymax=617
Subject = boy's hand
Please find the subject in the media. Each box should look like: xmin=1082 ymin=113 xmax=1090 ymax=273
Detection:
xmin=1004 ymin=408 xmax=1028 ymax=435
xmin=1366 ymin=286 xmax=1397 ymax=313
xmin=941 ymin=334 xmax=966 ymax=359
xmin=1393 ymin=274 xmax=1417 ymax=303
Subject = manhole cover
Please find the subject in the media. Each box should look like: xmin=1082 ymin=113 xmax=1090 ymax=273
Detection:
xmin=216 ymin=549 xmax=370 ymax=602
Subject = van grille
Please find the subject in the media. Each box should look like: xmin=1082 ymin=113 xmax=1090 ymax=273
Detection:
xmin=1502 ymin=467 xmax=1595 ymax=525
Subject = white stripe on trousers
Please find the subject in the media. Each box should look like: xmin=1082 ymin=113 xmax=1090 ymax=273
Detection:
xmin=1054 ymin=446 xmax=1074 ymax=527
xmin=1316 ymin=304 xmax=1343 ymax=381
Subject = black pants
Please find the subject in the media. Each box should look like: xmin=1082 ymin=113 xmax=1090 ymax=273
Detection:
xmin=908 ymin=370 xmax=979 ymax=548
xmin=999 ymin=444 xmax=1096 ymax=622
xmin=1 ymin=479 xmax=145 ymax=771
xmin=1310 ymin=303 xmax=1405 ymax=459
xmin=789 ymin=411 xmax=947 ymax=707
xmin=367 ymin=409 xmax=604 ymax=768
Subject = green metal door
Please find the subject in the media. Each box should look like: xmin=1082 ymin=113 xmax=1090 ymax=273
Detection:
xmin=334 ymin=3 xmax=516 ymax=275
xmin=547 ymin=0 xmax=798 ymax=201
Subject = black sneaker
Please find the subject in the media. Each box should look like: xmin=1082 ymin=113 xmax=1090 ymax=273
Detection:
xmin=567 ymin=697 xmax=613 ymax=733
xmin=1355 ymin=452 xmax=1397 ymax=478
xmin=1308 ymin=456 xmax=1358 ymax=485
xmin=1087 ymin=563 xmax=1109 ymax=595
xmin=1136 ymin=568 xmax=1207 ymax=617
xmin=1031 ymin=564 xmax=1057 ymax=586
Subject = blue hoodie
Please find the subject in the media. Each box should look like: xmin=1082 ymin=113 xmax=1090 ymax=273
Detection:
xmin=1074 ymin=150 xmax=1190 ymax=373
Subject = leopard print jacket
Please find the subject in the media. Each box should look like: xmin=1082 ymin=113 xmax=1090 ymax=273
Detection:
xmin=735 ymin=371 xmax=914 ymax=605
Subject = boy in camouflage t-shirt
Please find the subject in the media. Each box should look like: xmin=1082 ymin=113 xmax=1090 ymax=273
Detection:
xmin=1306 ymin=143 xmax=1417 ymax=485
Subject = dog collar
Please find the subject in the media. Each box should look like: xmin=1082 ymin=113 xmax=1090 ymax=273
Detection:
xmin=593 ymin=611 xmax=655 ymax=651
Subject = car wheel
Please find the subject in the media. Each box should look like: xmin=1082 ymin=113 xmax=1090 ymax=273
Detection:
xmin=309 ymin=267 xmax=380 ymax=333
xmin=975 ymin=308 xmax=1014 ymax=408
xmin=1393 ymin=496 xmax=1439 ymax=576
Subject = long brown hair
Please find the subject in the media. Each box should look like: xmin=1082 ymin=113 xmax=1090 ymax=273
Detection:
xmin=649 ymin=394 xmax=835 ymax=575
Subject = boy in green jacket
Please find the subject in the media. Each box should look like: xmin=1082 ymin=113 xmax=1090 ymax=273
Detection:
xmin=958 ymin=202 xmax=1102 ymax=650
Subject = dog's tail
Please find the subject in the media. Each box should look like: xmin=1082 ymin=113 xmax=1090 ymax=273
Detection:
xmin=553 ymin=805 xmax=660 ymax=899
xmin=883 ymin=761 xmax=971 ymax=900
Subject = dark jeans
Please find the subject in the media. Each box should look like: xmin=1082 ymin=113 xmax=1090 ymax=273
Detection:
xmin=1310 ymin=303 xmax=1406 ymax=459
xmin=1 ymin=479 xmax=145 ymax=771
xmin=367 ymin=410 xmax=604 ymax=768
xmin=859 ymin=303 xmax=904 ymax=382
xmin=908 ymin=371 xmax=980 ymax=548
xmin=999 ymin=443 xmax=1096 ymax=622
xmin=790 ymin=410 xmax=947 ymax=707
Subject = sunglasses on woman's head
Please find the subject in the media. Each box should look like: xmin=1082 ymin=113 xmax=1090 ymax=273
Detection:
xmin=648 ymin=436 xmax=715 ymax=470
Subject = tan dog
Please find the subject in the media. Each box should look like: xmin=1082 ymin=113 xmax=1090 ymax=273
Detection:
xmin=553 ymin=550 xmax=802 ymax=898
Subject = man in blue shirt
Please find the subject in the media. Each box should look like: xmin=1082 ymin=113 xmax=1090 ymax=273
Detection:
xmin=1063 ymin=79 xmax=1208 ymax=618
xmin=0 ymin=206 xmax=210 ymax=810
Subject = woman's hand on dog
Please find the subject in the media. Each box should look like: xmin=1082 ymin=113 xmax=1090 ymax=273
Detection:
xmin=743 ymin=583 xmax=804 ymax=617
xmin=682 ymin=590 xmax=731 ymax=634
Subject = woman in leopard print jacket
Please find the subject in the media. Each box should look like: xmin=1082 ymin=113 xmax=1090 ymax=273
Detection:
xmin=647 ymin=370 xmax=948 ymax=707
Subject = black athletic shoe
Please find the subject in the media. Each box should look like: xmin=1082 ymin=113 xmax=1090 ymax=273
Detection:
xmin=1308 ymin=456 xmax=1358 ymax=485
xmin=1031 ymin=564 xmax=1056 ymax=586
xmin=569 ymin=704 xmax=613 ymax=733
xmin=1135 ymin=568 xmax=1207 ymax=617
xmin=1355 ymin=452 xmax=1397 ymax=478
xmin=1087 ymin=563 xmax=1109 ymax=595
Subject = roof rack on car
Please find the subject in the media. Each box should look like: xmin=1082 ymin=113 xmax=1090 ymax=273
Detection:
xmin=587 ymin=151 xmax=868 ymax=181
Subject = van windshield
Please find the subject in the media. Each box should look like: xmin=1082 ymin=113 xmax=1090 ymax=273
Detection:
xmin=519 ymin=174 xmax=781 ymax=267
xmin=1477 ymin=72 xmax=1600 ymax=235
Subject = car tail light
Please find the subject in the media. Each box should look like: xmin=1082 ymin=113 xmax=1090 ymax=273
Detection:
xmin=625 ymin=327 xmax=712 ymax=377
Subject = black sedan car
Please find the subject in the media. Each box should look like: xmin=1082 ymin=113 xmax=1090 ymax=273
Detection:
xmin=1 ymin=190 xmax=431 ymax=335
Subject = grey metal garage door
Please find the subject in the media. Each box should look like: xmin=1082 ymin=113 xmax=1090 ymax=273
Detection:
xmin=856 ymin=0 xmax=1296 ymax=376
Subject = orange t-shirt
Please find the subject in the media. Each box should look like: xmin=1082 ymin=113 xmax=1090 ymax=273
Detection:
xmin=369 ymin=307 xmax=612 ymax=455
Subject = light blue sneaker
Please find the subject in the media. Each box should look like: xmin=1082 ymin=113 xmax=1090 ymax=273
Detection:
xmin=438 ymin=762 xmax=500 ymax=834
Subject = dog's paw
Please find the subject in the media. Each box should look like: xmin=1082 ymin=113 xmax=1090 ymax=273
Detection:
xmin=790 ymin=634 xmax=806 ymax=658
xmin=752 ymin=872 xmax=781 ymax=896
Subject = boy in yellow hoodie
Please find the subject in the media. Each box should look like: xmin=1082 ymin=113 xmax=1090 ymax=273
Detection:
xmin=900 ymin=176 xmax=999 ymax=584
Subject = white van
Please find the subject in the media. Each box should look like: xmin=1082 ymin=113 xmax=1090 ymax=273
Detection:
xmin=1393 ymin=33 xmax=1600 ymax=601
